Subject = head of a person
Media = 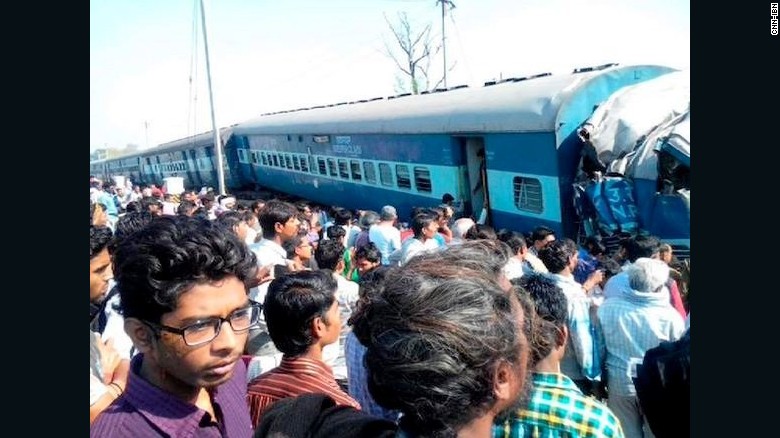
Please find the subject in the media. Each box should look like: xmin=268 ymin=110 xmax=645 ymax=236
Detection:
xmin=325 ymin=223 xmax=347 ymax=245
xmin=451 ymin=217 xmax=475 ymax=241
xmin=90 ymin=225 xmax=114 ymax=304
xmin=517 ymin=273 xmax=568 ymax=366
xmin=597 ymin=258 xmax=622 ymax=287
xmin=282 ymin=235 xmax=313 ymax=264
xmin=263 ymin=270 xmax=341 ymax=356
xmin=464 ymin=223 xmax=498 ymax=241
xmin=625 ymin=234 xmax=662 ymax=263
xmin=141 ymin=196 xmax=163 ymax=216
xmin=332 ymin=207 xmax=353 ymax=227
xmin=348 ymin=265 xmax=394 ymax=340
xmin=658 ymin=243 xmax=674 ymax=265
xmin=315 ymin=239 xmax=345 ymax=272
xmin=109 ymin=211 xmax=157 ymax=254
xmin=354 ymin=243 xmax=382 ymax=275
xmin=114 ymin=216 xmax=259 ymax=391
xmin=259 ymin=199 xmax=301 ymax=241
xmin=250 ymin=199 xmax=266 ymax=216
xmin=214 ymin=210 xmax=251 ymax=242
xmin=441 ymin=193 xmax=455 ymax=205
xmin=363 ymin=266 xmax=530 ymax=436
xmin=124 ymin=201 xmax=140 ymax=214
xmin=200 ymin=193 xmax=215 ymax=209
xmin=424 ymin=239 xmax=514 ymax=291
xmin=358 ymin=210 xmax=380 ymax=231
xmin=627 ymin=258 xmax=670 ymax=293
xmin=91 ymin=201 xmax=108 ymax=227
xmin=218 ymin=195 xmax=237 ymax=211
xmin=295 ymin=201 xmax=313 ymax=219
xmin=410 ymin=210 xmax=439 ymax=240
xmin=497 ymin=230 xmax=528 ymax=259
xmin=379 ymin=205 xmax=397 ymax=222
xmin=531 ymin=226 xmax=556 ymax=251
xmin=176 ymin=199 xmax=198 ymax=217
xmin=583 ymin=235 xmax=606 ymax=258
xmin=538 ymin=238 xmax=578 ymax=275
xmin=182 ymin=190 xmax=199 ymax=203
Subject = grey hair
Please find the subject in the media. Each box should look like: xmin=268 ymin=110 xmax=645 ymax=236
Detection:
xmin=451 ymin=217 xmax=475 ymax=240
xmin=627 ymin=257 xmax=670 ymax=292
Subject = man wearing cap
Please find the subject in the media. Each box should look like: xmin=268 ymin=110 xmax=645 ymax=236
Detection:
xmin=367 ymin=205 xmax=402 ymax=266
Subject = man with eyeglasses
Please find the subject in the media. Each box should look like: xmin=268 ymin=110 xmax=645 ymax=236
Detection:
xmin=91 ymin=216 xmax=260 ymax=437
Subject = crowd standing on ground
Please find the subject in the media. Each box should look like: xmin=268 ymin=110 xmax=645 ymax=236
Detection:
xmin=90 ymin=177 xmax=690 ymax=437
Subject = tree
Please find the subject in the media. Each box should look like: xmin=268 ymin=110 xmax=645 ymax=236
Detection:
xmin=383 ymin=12 xmax=452 ymax=95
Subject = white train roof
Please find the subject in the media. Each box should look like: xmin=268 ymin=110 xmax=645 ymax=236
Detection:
xmin=233 ymin=64 xmax=676 ymax=136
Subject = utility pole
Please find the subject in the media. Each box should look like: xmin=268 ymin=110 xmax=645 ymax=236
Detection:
xmin=437 ymin=0 xmax=455 ymax=88
xmin=200 ymin=0 xmax=226 ymax=195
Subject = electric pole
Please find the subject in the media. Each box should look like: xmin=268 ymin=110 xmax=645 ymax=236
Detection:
xmin=437 ymin=0 xmax=455 ymax=88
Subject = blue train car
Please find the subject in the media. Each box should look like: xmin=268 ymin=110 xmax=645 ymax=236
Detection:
xmin=93 ymin=128 xmax=240 ymax=191
xmin=231 ymin=63 xmax=677 ymax=239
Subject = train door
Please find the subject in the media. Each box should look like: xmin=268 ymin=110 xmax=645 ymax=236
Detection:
xmin=458 ymin=137 xmax=491 ymax=224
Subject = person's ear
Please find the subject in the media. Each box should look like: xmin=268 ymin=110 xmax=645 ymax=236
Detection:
xmin=493 ymin=359 xmax=516 ymax=403
xmin=125 ymin=318 xmax=155 ymax=353
xmin=311 ymin=315 xmax=327 ymax=340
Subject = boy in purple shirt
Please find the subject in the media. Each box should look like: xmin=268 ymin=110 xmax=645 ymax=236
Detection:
xmin=91 ymin=216 xmax=259 ymax=437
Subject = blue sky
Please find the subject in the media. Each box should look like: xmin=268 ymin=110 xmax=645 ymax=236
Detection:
xmin=90 ymin=0 xmax=689 ymax=152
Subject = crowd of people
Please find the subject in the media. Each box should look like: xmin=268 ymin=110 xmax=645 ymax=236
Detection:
xmin=90 ymin=177 xmax=691 ymax=438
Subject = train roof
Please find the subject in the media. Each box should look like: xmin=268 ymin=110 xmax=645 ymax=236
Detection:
xmin=233 ymin=64 xmax=677 ymax=137
xmin=97 ymin=127 xmax=235 ymax=163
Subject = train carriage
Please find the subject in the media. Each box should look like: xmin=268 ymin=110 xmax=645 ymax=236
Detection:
xmin=231 ymin=63 xmax=677 ymax=238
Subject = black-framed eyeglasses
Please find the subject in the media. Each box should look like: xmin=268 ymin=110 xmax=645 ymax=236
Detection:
xmin=142 ymin=302 xmax=262 ymax=347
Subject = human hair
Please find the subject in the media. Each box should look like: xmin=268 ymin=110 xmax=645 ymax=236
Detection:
xmin=348 ymin=265 xmax=394 ymax=339
xmin=625 ymin=234 xmax=662 ymax=263
xmin=358 ymin=210 xmax=380 ymax=231
xmin=263 ymin=270 xmax=338 ymax=356
xmin=259 ymin=200 xmax=299 ymax=239
xmin=112 ymin=216 xmax=258 ymax=323
xmin=90 ymin=225 xmax=113 ymax=260
xmin=497 ymin=230 xmax=528 ymax=254
xmin=627 ymin=258 xmax=670 ymax=293
xmin=584 ymin=235 xmax=606 ymax=256
xmin=333 ymin=207 xmax=353 ymax=226
xmin=354 ymin=242 xmax=382 ymax=265
xmin=464 ymin=223 xmax=497 ymax=241
xmin=442 ymin=193 xmax=455 ymax=204
xmin=364 ymin=269 xmax=522 ymax=436
xmin=176 ymin=200 xmax=197 ymax=216
xmin=140 ymin=196 xmax=162 ymax=212
xmin=109 ymin=211 xmax=156 ymax=253
xmin=419 ymin=239 xmax=512 ymax=281
xmin=518 ymin=273 xmax=567 ymax=364
xmin=410 ymin=211 xmax=437 ymax=239
xmin=451 ymin=218 xmax=475 ymax=240
xmin=282 ymin=235 xmax=304 ymax=259
xmin=124 ymin=201 xmax=140 ymax=214
xmin=538 ymin=238 xmax=578 ymax=274
xmin=315 ymin=239 xmax=344 ymax=271
xmin=191 ymin=207 xmax=209 ymax=221
xmin=326 ymin=224 xmax=346 ymax=241
xmin=531 ymin=226 xmax=555 ymax=245
xmin=214 ymin=210 xmax=244 ymax=235
xmin=250 ymin=199 xmax=266 ymax=214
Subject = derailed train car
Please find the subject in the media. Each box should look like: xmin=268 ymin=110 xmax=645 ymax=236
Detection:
xmin=92 ymin=63 xmax=687 ymax=249
xmin=231 ymin=63 xmax=677 ymax=239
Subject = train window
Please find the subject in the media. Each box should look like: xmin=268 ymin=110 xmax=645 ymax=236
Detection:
xmin=338 ymin=159 xmax=350 ymax=179
xmin=285 ymin=155 xmax=293 ymax=169
xmin=513 ymin=176 xmax=543 ymax=213
xmin=327 ymin=158 xmax=338 ymax=176
xmin=396 ymin=165 xmax=411 ymax=189
xmin=261 ymin=152 xmax=268 ymax=166
xmin=309 ymin=156 xmax=316 ymax=173
xmin=272 ymin=155 xmax=279 ymax=167
xmin=379 ymin=163 xmax=394 ymax=187
xmin=300 ymin=155 xmax=309 ymax=172
xmin=350 ymin=160 xmax=362 ymax=181
xmin=293 ymin=155 xmax=301 ymax=171
xmin=238 ymin=149 xmax=247 ymax=164
xmin=251 ymin=152 xmax=258 ymax=164
xmin=414 ymin=167 xmax=432 ymax=192
xmin=318 ymin=157 xmax=327 ymax=175
xmin=364 ymin=162 xmax=377 ymax=184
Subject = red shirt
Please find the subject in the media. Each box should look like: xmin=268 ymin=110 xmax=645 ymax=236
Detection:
xmin=246 ymin=355 xmax=360 ymax=427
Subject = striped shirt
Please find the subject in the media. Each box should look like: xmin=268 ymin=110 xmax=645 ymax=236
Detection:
xmin=90 ymin=354 xmax=254 ymax=438
xmin=246 ymin=355 xmax=361 ymax=427
xmin=493 ymin=372 xmax=625 ymax=438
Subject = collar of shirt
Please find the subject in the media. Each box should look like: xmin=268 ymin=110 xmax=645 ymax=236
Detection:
xmin=278 ymin=355 xmax=336 ymax=378
xmin=530 ymin=372 xmax=582 ymax=394
xmin=122 ymin=354 xmax=223 ymax=437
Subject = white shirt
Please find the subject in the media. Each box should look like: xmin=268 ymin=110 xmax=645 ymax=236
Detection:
xmin=368 ymin=224 xmax=402 ymax=265
xmin=249 ymin=239 xmax=288 ymax=267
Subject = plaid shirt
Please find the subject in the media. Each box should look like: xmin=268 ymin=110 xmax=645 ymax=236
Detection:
xmin=493 ymin=372 xmax=624 ymax=438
